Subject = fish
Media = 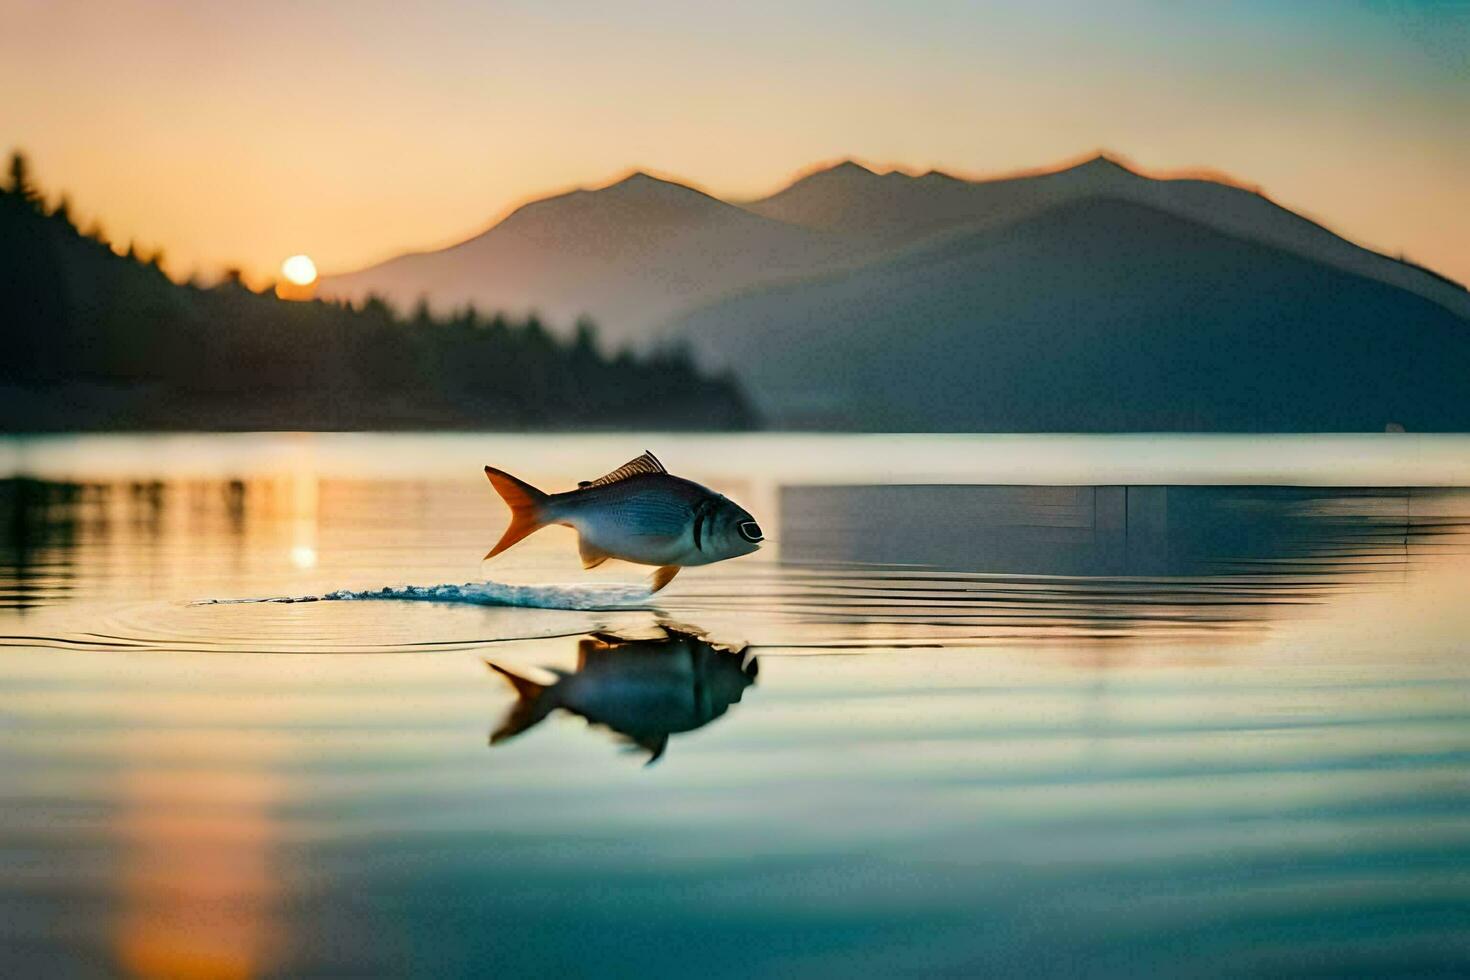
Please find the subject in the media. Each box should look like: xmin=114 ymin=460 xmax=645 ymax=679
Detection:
xmin=485 ymin=624 xmax=758 ymax=765
xmin=482 ymin=450 xmax=763 ymax=593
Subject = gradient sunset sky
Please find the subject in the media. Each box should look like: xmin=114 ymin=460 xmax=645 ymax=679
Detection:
xmin=3 ymin=0 xmax=1466 ymax=286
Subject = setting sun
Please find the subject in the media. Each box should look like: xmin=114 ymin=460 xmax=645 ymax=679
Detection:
xmin=281 ymin=254 xmax=317 ymax=286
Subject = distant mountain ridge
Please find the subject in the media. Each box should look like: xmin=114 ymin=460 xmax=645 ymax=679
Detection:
xmin=745 ymin=155 xmax=1469 ymax=317
xmin=320 ymin=153 xmax=1469 ymax=343
xmin=320 ymin=171 xmax=856 ymax=349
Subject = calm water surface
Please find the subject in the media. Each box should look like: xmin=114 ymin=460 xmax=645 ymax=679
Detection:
xmin=2 ymin=433 xmax=1469 ymax=977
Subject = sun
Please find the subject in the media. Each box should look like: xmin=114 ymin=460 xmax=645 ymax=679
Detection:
xmin=281 ymin=254 xmax=318 ymax=286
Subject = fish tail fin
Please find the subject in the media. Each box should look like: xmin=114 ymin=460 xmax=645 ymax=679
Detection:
xmin=484 ymin=466 xmax=551 ymax=559
xmin=486 ymin=662 xmax=555 ymax=744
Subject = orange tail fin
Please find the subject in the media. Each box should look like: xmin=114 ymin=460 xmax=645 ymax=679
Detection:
xmin=484 ymin=466 xmax=551 ymax=559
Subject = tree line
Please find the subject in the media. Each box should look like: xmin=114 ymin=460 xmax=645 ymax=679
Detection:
xmin=0 ymin=152 xmax=753 ymax=431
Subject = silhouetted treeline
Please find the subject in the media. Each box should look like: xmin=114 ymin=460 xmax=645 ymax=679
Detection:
xmin=0 ymin=153 xmax=753 ymax=431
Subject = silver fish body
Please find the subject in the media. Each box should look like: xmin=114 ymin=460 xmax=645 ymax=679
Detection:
xmin=546 ymin=473 xmax=744 ymax=567
xmin=482 ymin=451 xmax=762 ymax=591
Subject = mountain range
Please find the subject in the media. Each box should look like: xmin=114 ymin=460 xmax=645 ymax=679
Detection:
xmin=319 ymin=154 xmax=1470 ymax=430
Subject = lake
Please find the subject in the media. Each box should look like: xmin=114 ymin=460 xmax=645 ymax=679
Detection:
xmin=3 ymin=432 xmax=1469 ymax=977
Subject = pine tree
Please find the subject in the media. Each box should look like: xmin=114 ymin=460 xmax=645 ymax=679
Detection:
xmin=6 ymin=151 xmax=42 ymax=211
xmin=573 ymin=316 xmax=599 ymax=356
xmin=51 ymin=195 xmax=75 ymax=229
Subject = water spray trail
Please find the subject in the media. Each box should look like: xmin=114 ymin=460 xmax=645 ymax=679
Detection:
xmin=199 ymin=581 xmax=655 ymax=611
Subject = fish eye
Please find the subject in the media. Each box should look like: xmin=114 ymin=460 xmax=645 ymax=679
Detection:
xmin=737 ymin=521 xmax=764 ymax=543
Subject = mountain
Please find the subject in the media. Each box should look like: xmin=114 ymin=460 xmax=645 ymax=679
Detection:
xmin=322 ymin=155 xmax=1468 ymax=357
xmin=744 ymin=155 xmax=1470 ymax=319
xmin=315 ymin=152 xmax=1469 ymax=431
xmin=318 ymin=172 xmax=852 ymax=350
xmin=665 ymin=197 xmax=1470 ymax=431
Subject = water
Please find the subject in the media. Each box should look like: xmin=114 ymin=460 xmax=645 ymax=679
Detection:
xmin=2 ymin=433 xmax=1469 ymax=977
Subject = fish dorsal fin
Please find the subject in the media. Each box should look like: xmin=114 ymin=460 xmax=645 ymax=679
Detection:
xmin=584 ymin=450 xmax=666 ymax=488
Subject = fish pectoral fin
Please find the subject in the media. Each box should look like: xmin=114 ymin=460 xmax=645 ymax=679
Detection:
xmin=649 ymin=565 xmax=681 ymax=594
xmin=578 ymin=537 xmax=612 ymax=570
xmin=628 ymin=732 xmax=670 ymax=765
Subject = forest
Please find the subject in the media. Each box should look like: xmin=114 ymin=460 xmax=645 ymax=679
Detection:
xmin=0 ymin=154 xmax=752 ymax=431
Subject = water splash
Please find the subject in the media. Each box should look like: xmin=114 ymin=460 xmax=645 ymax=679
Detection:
xmin=199 ymin=580 xmax=655 ymax=611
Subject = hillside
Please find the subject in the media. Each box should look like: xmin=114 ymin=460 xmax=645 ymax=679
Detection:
xmin=666 ymin=197 xmax=1470 ymax=431
xmin=0 ymin=162 xmax=753 ymax=433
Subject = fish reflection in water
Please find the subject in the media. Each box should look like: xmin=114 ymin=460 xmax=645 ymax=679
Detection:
xmin=486 ymin=624 xmax=758 ymax=764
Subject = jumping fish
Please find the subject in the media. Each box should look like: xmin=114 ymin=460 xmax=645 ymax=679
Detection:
xmin=482 ymin=451 xmax=763 ymax=592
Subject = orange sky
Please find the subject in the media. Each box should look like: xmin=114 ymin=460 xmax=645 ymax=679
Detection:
xmin=3 ymin=0 xmax=1466 ymax=287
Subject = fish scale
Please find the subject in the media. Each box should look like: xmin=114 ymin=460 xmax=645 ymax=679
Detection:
xmin=563 ymin=481 xmax=703 ymax=538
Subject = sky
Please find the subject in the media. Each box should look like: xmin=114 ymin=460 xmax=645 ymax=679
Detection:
xmin=2 ymin=0 xmax=1467 ymax=286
